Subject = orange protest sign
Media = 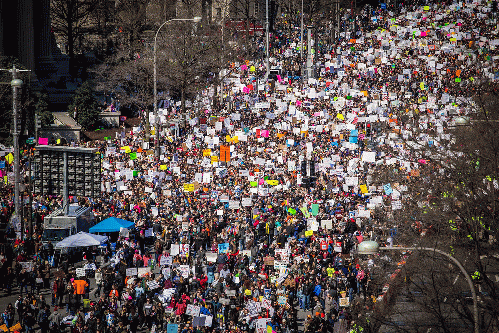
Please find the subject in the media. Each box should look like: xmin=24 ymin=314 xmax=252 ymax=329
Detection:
xmin=9 ymin=323 xmax=21 ymax=332
xmin=220 ymin=145 xmax=230 ymax=162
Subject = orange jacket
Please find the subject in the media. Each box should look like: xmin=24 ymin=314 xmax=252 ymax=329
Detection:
xmin=109 ymin=289 xmax=119 ymax=298
xmin=72 ymin=280 xmax=88 ymax=295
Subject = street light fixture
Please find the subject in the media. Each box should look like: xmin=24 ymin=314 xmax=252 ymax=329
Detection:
xmin=357 ymin=240 xmax=479 ymax=333
xmin=454 ymin=116 xmax=470 ymax=126
xmin=153 ymin=16 xmax=201 ymax=159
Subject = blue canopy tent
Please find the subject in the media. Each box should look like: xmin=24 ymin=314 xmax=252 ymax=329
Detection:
xmin=89 ymin=217 xmax=135 ymax=233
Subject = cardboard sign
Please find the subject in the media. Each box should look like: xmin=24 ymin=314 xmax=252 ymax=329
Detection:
xmin=137 ymin=267 xmax=151 ymax=278
xmin=339 ymin=297 xmax=350 ymax=307
xmin=264 ymin=257 xmax=274 ymax=265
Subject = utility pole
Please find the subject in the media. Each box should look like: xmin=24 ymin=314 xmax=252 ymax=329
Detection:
xmin=2 ymin=66 xmax=31 ymax=240
xmin=337 ymin=0 xmax=340 ymax=40
xmin=306 ymin=26 xmax=313 ymax=79
xmin=265 ymin=0 xmax=270 ymax=80
xmin=12 ymin=67 xmax=21 ymax=238
xmin=300 ymin=0 xmax=304 ymax=59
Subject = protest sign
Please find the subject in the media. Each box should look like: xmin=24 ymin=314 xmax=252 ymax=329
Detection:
xmin=186 ymin=304 xmax=201 ymax=317
xmin=137 ymin=267 xmax=151 ymax=278
xmin=167 ymin=324 xmax=178 ymax=333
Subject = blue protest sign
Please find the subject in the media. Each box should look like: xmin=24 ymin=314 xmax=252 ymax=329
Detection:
xmin=167 ymin=323 xmax=178 ymax=333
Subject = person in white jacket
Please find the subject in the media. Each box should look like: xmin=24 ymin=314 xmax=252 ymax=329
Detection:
xmin=94 ymin=268 xmax=103 ymax=297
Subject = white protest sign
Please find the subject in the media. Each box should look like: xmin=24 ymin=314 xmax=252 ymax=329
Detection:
xmin=205 ymin=252 xmax=218 ymax=262
xmin=186 ymin=304 xmax=201 ymax=317
xmin=147 ymin=280 xmax=161 ymax=290
xmin=229 ymin=200 xmax=240 ymax=209
xmin=179 ymin=265 xmax=190 ymax=278
xmin=137 ymin=267 xmax=151 ymax=277
xmin=242 ymin=197 xmax=252 ymax=207
xmin=76 ymin=268 xmax=86 ymax=277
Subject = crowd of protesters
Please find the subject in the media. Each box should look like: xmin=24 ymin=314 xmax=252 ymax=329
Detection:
xmin=0 ymin=0 xmax=497 ymax=332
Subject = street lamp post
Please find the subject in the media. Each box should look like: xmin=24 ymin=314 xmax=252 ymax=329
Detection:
xmin=11 ymin=67 xmax=23 ymax=239
xmin=265 ymin=0 xmax=270 ymax=80
xmin=300 ymin=0 xmax=304 ymax=60
xmin=153 ymin=17 xmax=201 ymax=158
xmin=358 ymin=240 xmax=479 ymax=333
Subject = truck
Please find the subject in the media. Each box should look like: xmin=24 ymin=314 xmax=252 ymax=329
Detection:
xmin=41 ymin=205 xmax=95 ymax=243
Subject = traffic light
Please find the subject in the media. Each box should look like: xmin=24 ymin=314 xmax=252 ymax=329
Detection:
xmin=301 ymin=177 xmax=310 ymax=188
xmin=309 ymin=176 xmax=317 ymax=187
xmin=366 ymin=123 xmax=371 ymax=136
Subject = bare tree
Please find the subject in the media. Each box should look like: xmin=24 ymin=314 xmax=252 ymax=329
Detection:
xmin=92 ymin=50 xmax=154 ymax=137
xmin=114 ymin=0 xmax=151 ymax=57
xmin=157 ymin=21 xmax=220 ymax=118
xmin=352 ymin=81 xmax=499 ymax=332
xmin=50 ymin=0 xmax=99 ymax=74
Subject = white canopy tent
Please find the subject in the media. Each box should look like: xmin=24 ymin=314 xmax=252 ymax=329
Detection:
xmin=55 ymin=231 xmax=108 ymax=248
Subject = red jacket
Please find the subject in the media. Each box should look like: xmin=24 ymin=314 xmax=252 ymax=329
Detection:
xmin=199 ymin=275 xmax=208 ymax=290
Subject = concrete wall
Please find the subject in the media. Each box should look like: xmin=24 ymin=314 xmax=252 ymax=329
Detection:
xmin=100 ymin=111 xmax=121 ymax=128
xmin=40 ymin=126 xmax=81 ymax=144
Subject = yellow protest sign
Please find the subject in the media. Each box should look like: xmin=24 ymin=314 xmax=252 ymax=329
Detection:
xmin=160 ymin=165 xmax=167 ymax=170
xmin=305 ymin=230 xmax=314 ymax=237
xmin=265 ymin=180 xmax=279 ymax=186
xmin=203 ymin=149 xmax=212 ymax=156
xmin=336 ymin=114 xmax=344 ymax=120
xmin=211 ymin=156 xmax=218 ymax=163
xmin=359 ymin=184 xmax=368 ymax=194
xmin=5 ymin=153 xmax=13 ymax=164
xmin=226 ymin=136 xmax=238 ymax=143
xmin=245 ymin=289 xmax=252 ymax=295
xmin=183 ymin=184 xmax=194 ymax=192
xmin=250 ymin=66 xmax=256 ymax=72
